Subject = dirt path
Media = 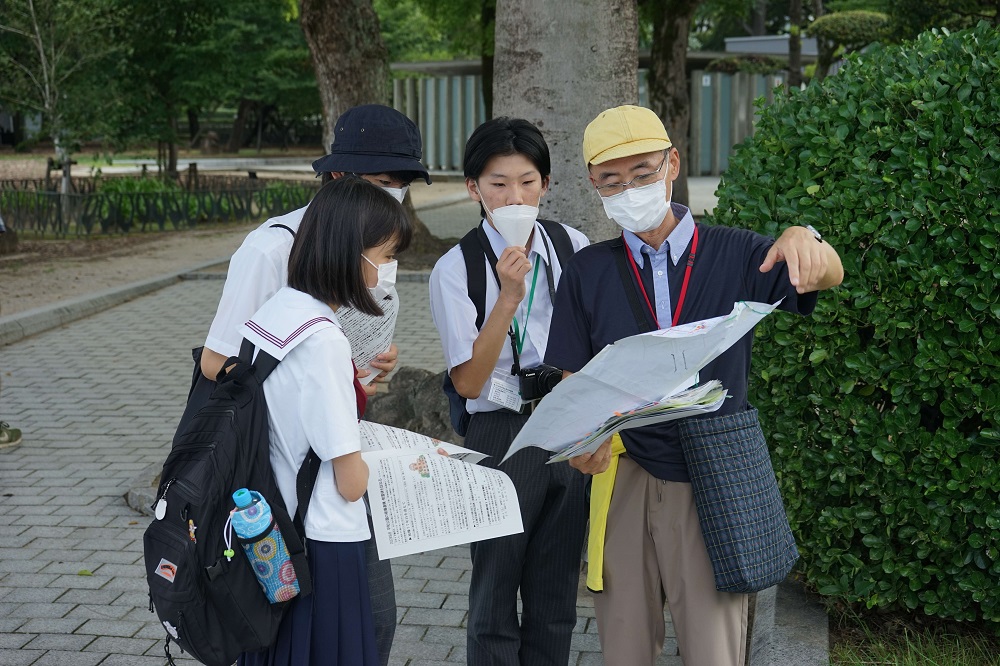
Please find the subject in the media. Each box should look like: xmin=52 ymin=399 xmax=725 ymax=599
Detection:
xmin=0 ymin=223 xmax=257 ymax=317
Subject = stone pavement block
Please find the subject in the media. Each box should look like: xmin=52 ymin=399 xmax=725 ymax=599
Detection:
xmin=0 ymin=617 xmax=25 ymax=632
xmin=447 ymin=644 xmax=467 ymax=662
xmin=394 ymin=590 xmax=447 ymax=609
xmin=401 ymin=607 xmax=467 ymax=627
xmin=17 ymin=617 xmax=85 ymax=634
xmin=422 ymin=580 xmax=469 ymax=595
xmin=390 ymin=639 xmax=453 ymax=660
xmin=570 ymin=631 xmax=602 ymax=652
xmin=441 ymin=594 xmax=469 ymax=611
xmin=422 ymin=625 xmax=466 ymax=645
xmin=56 ymin=589 xmax=123 ymax=606
xmin=14 ymin=515 xmax=64 ymax=527
xmin=393 ymin=576 xmax=426 ymax=592
xmin=438 ymin=555 xmax=472 ymax=569
xmin=0 ymin=525 xmax=30 ymax=538
xmin=0 ymin=535 xmax=32 ymax=549
xmin=19 ymin=525 xmax=77 ymax=539
xmin=0 ymin=649 xmax=45 ymax=665
xmin=98 ymin=576 xmax=147 ymax=593
xmin=73 ymin=619 xmax=143 ymax=637
xmin=0 ymin=546 xmax=42 ymax=561
xmin=83 ymin=635 xmax=157 ymax=655
xmin=402 ymin=565 xmax=464 ymax=582
xmin=392 ymin=624 xmax=428 ymax=642
xmin=58 ymin=516 xmax=115 ymax=529
xmin=64 ymin=605 xmax=132 ymax=622
xmin=0 ymin=631 xmax=33 ymax=648
xmin=49 ymin=574 xmax=110 ymax=590
xmin=38 ymin=560 xmax=100 ymax=576
xmin=4 ymin=588 xmax=64 ymax=604
xmin=98 ymin=654 xmax=172 ymax=665
xmin=31 ymin=651 xmax=105 ymax=666
xmin=6 ymin=602 xmax=76 ymax=619
xmin=394 ymin=553 xmax=445 ymax=568
xmin=23 ymin=632 xmax=96 ymax=650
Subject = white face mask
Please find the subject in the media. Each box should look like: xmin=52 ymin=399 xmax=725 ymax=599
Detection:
xmin=476 ymin=183 xmax=539 ymax=248
xmin=600 ymin=170 xmax=672 ymax=234
xmin=382 ymin=185 xmax=408 ymax=204
xmin=363 ymin=255 xmax=397 ymax=300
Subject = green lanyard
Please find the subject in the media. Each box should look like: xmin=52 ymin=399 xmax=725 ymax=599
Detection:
xmin=511 ymin=257 xmax=541 ymax=355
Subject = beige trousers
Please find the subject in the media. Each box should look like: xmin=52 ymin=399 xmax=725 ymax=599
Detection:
xmin=593 ymin=456 xmax=749 ymax=666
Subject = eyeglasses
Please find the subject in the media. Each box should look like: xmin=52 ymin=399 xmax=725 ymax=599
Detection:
xmin=594 ymin=152 xmax=668 ymax=197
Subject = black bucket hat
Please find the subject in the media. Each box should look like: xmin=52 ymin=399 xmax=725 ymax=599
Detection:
xmin=312 ymin=104 xmax=431 ymax=184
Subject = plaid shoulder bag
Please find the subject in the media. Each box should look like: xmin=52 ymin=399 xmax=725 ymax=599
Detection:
xmin=677 ymin=408 xmax=799 ymax=593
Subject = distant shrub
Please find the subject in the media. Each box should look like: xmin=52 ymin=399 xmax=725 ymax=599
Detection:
xmin=706 ymin=23 xmax=1000 ymax=627
xmin=706 ymin=55 xmax=786 ymax=76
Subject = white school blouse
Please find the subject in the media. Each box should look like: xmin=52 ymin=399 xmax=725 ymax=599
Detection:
xmin=241 ymin=287 xmax=370 ymax=543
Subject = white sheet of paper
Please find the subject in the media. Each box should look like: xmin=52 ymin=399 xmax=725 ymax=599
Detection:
xmin=363 ymin=448 xmax=523 ymax=559
xmin=338 ymin=288 xmax=400 ymax=385
xmin=501 ymin=300 xmax=779 ymax=462
xmin=358 ymin=421 xmax=488 ymax=465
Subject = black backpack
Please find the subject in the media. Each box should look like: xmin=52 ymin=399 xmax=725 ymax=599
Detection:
xmin=443 ymin=219 xmax=575 ymax=436
xmin=144 ymin=340 xmax=321 ymax=666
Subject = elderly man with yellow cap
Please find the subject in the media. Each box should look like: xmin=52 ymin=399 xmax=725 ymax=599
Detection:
xmin=544 ymin=105 xmax=843 ymax=665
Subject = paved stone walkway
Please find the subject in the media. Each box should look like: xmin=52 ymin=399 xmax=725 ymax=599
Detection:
xmin=0 ymin=276 xmax=680 ymax=665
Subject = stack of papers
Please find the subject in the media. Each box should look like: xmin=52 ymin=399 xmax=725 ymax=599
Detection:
xmin=502 ymin=300 xmax=780 ymax=463
xmin=548 ymin=380 xmax=727 ymax=462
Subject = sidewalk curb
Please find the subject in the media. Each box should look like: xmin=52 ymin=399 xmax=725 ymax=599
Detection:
xmin=0 ymin=257 xmax=230 ymax=347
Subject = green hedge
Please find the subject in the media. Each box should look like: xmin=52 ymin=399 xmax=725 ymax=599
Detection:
xmin=706 ymin=23 xmax=1000 ymax=626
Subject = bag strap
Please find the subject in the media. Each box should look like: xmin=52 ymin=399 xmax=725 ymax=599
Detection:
xmin=239 ymin=337 xmax=320 ymax=539
xmin=458 ymin=226 xmax=488 ymax=331
xmin=538 ymin=219 xmax=574 ymax=268
xmin=609 ymin=236 xmax=656 ymax=333
xmin=270 ymin=223 xmax=295 ymax=236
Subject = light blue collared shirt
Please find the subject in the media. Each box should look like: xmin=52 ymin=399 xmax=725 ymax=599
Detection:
xmin=621 ymin=202 xmax=696 ymax=328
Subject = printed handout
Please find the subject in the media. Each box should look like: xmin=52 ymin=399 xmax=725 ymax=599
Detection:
xmin=360 ymin=422 xmax=523 ymax=560
xmin=339 ymin=288 xmax=399 ymax=385
xmin=503 ymin=300 xmax=780 ymax=462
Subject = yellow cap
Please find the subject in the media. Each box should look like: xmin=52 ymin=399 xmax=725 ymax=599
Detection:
xmin=583 ymin=105 xmax=672 ymax=165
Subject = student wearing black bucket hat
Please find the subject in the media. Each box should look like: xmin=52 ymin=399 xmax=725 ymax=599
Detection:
xmin=198 ymin=104 xmax=429 ymax=666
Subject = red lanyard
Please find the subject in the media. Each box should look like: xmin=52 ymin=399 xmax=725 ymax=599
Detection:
xmin=623 ymin=225 xmax=699 ymax=329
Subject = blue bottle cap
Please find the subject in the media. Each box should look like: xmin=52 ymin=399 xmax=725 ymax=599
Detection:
xmin=232 ymin=488 xmax=253 ymax=509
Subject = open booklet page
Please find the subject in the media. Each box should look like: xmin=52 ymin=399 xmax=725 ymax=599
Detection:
xmin=339 ymin=288 xmax=400 ymax=385
xmin=359 ymin=422 xmax=523 ymax=559
xmin=503 ymin=300 xmax=780 ymax=463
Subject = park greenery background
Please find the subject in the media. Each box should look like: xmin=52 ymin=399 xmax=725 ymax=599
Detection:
xmin=3 ymin=0 xmax=1000 ymax=662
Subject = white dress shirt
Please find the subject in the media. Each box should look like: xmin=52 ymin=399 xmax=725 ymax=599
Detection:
xmin=429 ymin=220 xmax=589 ymax=414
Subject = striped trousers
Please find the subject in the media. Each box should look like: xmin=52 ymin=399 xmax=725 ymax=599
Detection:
xmin=465 ymin=411 xmax=588 ymax=666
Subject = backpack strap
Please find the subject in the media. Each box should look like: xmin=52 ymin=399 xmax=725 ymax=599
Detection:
xmin=458 ymin=226 xmax=488 ymax=331
xmin=538 ymin=219 xmax=574 ymax=269
xmin=293 ymin=450 xmax=322 ymax=538
xmin=609 ymin=236 xmax=656 ymax=334
xmin=241 ymin=336 xmax=320 ymax=539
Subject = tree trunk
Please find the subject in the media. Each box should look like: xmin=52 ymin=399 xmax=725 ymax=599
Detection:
xmin=167 ymin=113 xmax=179 ymax=177
xmin=299 ymin=0 xmax=452 ymax=267
xmin=299 ymin=0 xmax=391 ymax=150
xmin=788 ymin=0 xmax=803 ymax=89
xmin=647 ymin=1 xmax=700 ymax=209
xmin=492 ymin=0 xmax=638 ymax=242
xmin=187 ymin=107 xmax=200 ymax=144
xmin=480 ymin=1 xmax=496 ymax=118
xmin=227 ymin=98 xmax=253 ymax=153
xmin=751 ymin=0 xmax=768 ymax=35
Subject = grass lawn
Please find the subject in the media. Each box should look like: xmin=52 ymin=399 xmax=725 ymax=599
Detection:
xmin=830 ymin=609 xmax=1000 ymax=665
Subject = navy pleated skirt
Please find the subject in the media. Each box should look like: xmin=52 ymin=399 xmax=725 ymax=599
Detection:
xmin=239 ymin=539 xmax=379 ymax=666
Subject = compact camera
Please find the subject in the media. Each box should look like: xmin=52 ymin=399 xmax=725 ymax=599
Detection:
xmin=518 ymin=364 xmax=564 ymax=402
